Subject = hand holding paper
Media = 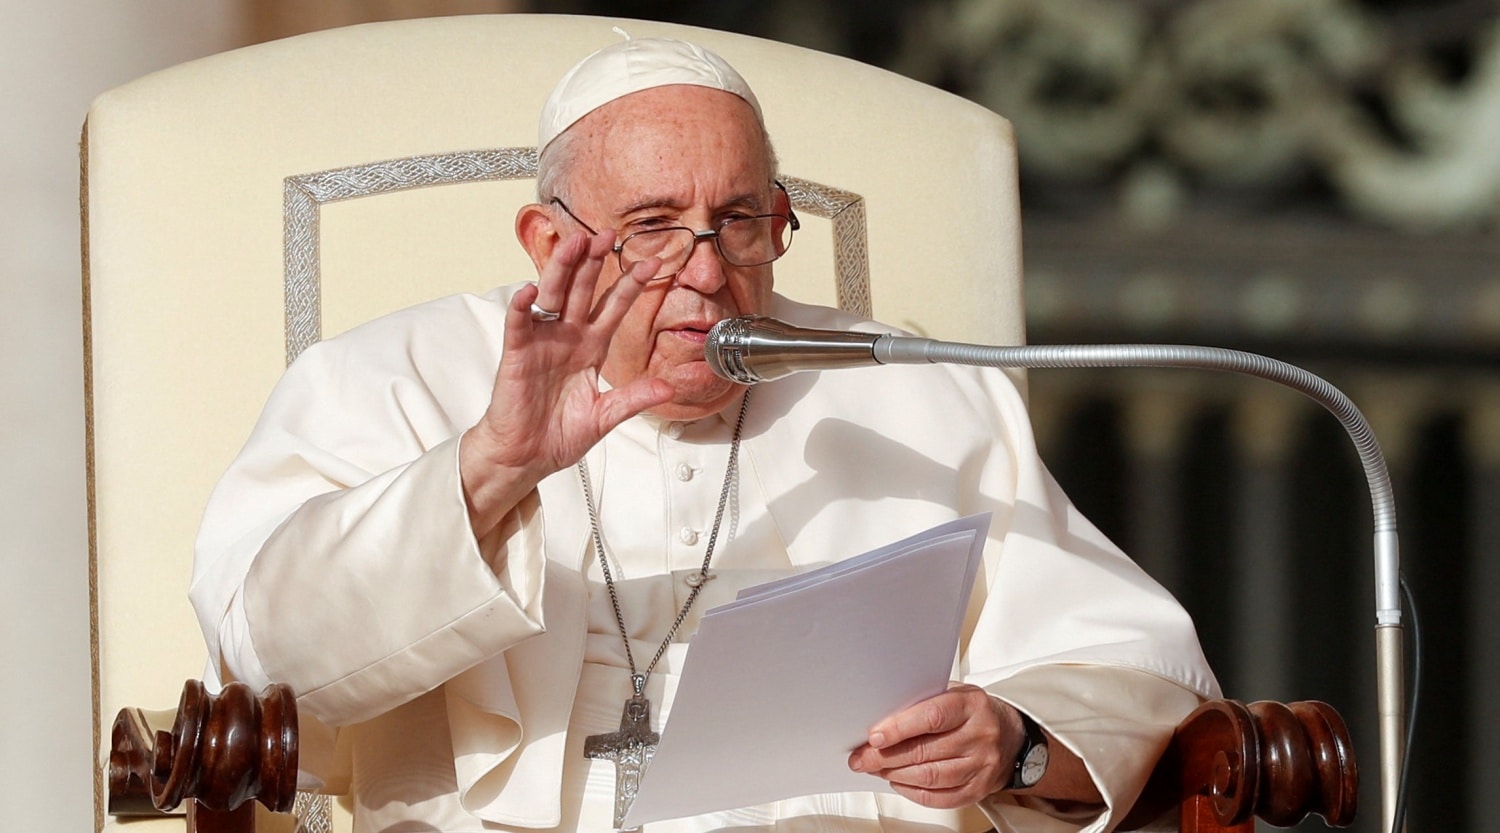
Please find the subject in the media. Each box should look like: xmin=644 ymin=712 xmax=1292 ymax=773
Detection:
xmin=621 ymin=514 xmax=992 ymax=827
xmin=848 ymin=681 xmax=1018 ymax=808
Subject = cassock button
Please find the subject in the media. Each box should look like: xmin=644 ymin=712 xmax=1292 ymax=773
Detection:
xmin=679 ymin=527 xmax=700 ymax=545
xmin=665 ymin=422 xmax=686 ymax=439
xmin=675 ymin=463 xmax=694 ymax=482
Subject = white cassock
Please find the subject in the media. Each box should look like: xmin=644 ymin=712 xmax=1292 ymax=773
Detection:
xmin=189 ymin=285 xmax=1220 ymax=833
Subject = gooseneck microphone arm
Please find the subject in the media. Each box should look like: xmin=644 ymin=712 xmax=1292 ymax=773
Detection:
xmin=707 ymin=315 xmax=1406 ymax=833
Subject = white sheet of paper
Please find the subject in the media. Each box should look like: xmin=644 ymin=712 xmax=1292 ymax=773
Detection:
xmin=622 ymin=513 xmax=991 ymax=827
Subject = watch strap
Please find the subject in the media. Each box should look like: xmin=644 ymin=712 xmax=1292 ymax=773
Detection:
xmin=1009 ymin=711 xmax=1048 ymax=789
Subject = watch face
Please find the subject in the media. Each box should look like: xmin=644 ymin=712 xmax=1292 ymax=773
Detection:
xmin=1019 ymin=744 xmax=1049 ymax=787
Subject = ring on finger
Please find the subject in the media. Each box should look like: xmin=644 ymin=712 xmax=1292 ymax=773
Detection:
xmin=529 ymin=302 xmax=561 ymax=322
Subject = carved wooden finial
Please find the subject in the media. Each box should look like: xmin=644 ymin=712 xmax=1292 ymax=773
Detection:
xmin=1122 ymin=699 xmax=1357 ymax=831
xmin=109 ymin=680 xmax=299 ymax=819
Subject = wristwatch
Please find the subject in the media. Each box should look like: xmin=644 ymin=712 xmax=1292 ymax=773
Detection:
xmin=1009 ymin=712 xmax=1049 ymax=789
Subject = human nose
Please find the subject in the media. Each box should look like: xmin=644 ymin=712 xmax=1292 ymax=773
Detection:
xmin=671 ymin=231 xmax=729 ymax=293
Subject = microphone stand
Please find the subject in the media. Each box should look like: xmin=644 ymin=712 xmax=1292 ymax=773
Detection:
xmin=874 ymin=338 xmax=1405 ymax=832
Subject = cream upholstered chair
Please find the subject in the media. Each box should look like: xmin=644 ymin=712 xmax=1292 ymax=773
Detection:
xmin=86 ymin=13 xmax=1356 ymax=833
xmin=84 ymin=14 xmax=1023 ymax=833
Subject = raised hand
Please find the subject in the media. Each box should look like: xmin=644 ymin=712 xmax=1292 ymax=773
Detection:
xmin=459 ymin=229 xmax=674 ymax=538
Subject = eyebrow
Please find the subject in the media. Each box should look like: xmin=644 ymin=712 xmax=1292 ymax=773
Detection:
xmin=616 ymin=190 xmax=767 ymax=219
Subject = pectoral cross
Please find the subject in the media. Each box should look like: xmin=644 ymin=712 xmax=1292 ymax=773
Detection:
xmin=584 ymin=680 xmax=660 ymax=831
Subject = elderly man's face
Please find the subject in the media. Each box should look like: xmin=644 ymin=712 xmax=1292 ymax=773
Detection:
xmin=544 ymin=85 xmax=779 ymax=421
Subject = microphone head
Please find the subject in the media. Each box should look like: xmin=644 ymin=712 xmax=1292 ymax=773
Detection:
xmin=704 ymin=315 xmax=764 ymax=384
xmin=705 ymin=315 xmax=885 ymax=384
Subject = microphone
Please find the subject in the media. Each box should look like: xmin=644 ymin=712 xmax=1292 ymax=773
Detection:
xmin=706 ymin=312 xmax=1407 ymax=832
xmin=704 ymin=315 xmax=938 ymax=383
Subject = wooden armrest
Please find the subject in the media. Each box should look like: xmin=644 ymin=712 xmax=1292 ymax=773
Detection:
xmin=1120 ymin=699 xmax=1358 ymax=831
xmin=110 ymin=680 xmax=298 ymax=833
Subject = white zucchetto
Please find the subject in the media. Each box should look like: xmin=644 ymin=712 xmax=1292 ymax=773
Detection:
xmin=539 ymin=34 xmax=763 ymax=152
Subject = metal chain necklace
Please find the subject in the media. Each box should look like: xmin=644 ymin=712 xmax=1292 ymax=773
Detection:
xmin=579 ymin=390 xmax=752 ymax=830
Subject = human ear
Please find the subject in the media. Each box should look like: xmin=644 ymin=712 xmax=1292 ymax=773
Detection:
xmin=515 ymin=203 xmax=562 ymax=276
xmin=771 ymin=183 xmax=792 ymax=217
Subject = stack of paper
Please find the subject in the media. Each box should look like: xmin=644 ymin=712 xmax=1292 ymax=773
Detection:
xmin=623 ymin=513 xmax=992 ymax=827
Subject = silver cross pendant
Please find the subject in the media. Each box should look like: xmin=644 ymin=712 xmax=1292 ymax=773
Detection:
xmin=583 ymin=691 xmax=660 ymax=830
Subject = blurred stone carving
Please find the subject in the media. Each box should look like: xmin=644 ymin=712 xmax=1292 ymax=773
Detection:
xmin=911 ymin=0 xmax=1500 ymax=232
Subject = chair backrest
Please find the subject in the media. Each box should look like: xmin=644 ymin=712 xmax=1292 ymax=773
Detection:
xmin=83 ymin=13 xmax=1023 ymax=830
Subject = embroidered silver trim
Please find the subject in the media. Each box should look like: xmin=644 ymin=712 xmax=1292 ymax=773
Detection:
xmin=291 ymin=791 xmax=332 ymax=833
xmin=283 ymin=148 xmax=539 ymax=364
xmin=282 ymin=151 xmax=871 ymax=361
xmin=780 ymin=175 xmax=872 ymax=320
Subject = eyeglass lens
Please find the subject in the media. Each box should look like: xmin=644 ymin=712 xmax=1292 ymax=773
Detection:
xmin=621 ymin=216 xmax=794 ymax=280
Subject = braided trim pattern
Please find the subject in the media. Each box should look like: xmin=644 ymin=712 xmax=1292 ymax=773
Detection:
xmin=780 ymin=175 xmax=871 ymax=320
xmin=283 ymin=148 xmax=539 ymax=364
xmin=282 ymin=153 xmax=870 ymax=363
xmin=291 ymin=792 xmax=332 ymax=833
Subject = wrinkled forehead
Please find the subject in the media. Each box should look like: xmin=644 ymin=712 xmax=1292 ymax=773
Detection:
xmin=577 ymin=84 xmax=763 ymax=145
xmin=568 ymin=86 xmax=776 ymax=205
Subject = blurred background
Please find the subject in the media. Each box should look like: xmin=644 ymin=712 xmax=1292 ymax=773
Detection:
xmin=4 ymin=1 xmax=1495 ymax=831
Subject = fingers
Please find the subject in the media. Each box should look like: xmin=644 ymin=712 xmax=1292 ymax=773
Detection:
xmin=849 ymin=727 xmax=996 ymax=781
xmin=851 ymin=736 xmax=1004 ymax=808
xmin=867 ymin=686 xmax=980 ymax=750
xmin=529 ymin=230 xmax=596 ymax=320
xmin=514 ymin=228 xmax=610 ymax=330
xmin=590 ymin=255 xmax=661 ymax=326
xmin=595 ymin=378 xmax=677 ymax=434
xmin=847 ymin=685 xmax=1010 ymax=806
xmin=515 ymin=230 xmax=653 ymax=337
xmin=883 ymin=761 xmax=994 ymax=809
xmin=561 ymin=231 xmax=616 ymax=319
xmin=506 ymin=232 xmax=638 ymax=358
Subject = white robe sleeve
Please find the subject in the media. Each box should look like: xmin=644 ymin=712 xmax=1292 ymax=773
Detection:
xmin=188 ymin=289 xmax=548 ymax=727
xmin=980 ymin=664 xmax=1206 ymax=833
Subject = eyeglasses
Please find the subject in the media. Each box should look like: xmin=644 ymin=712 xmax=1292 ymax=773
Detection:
xmin=550 ymin=184 xmax=799 ymax=282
